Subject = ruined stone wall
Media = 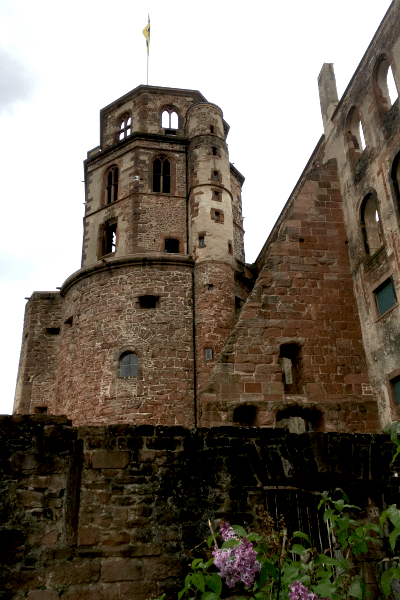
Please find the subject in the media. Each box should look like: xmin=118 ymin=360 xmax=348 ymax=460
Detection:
xmin=14 ymin=293 xmax=63 ymax=416
xmin=54 ymin=257 xmax=195 ymax=426
xmin=319 ymin=0 xmax=400 ymax=427
xmin=230 ymin=168 xmax=245 ymax=263
xmin=1 ymin=415 xmax=397 ymax=600
xmin=199 ymin=158 xmax=377 ymax=432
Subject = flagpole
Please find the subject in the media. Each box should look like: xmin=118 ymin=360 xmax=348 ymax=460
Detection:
xmin=147 ymin=50 xmax=149 ymax=85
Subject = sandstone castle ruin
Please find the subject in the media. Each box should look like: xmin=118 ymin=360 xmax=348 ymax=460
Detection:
xmin=3 ymin=2 xmax=400 ymax=598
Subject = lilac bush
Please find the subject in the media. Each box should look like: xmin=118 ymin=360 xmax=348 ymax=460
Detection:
xmin=212 ymin=520 xmax=261 ymax=588
xmin=289 ymin=581 xmax=326 ymax=600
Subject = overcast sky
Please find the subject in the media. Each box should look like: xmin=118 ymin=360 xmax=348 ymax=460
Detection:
xmin=0 ymin=0 xmax=394 ymax=415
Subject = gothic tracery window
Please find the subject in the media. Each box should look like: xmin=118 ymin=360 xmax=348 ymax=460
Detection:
xmin=106 ymin=166 xmax=119 ymax=204
xmin=153 ymin=157 xmax=171 ymax=193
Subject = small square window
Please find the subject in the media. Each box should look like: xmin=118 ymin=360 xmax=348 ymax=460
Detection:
xmin=199 ymin=236 xmax=205 ymax=248
xmin=208 ymin=284 xmax=213 ymax=291
xmin=374 ymin=277 xmax=397 ymax=316
xmin=215 ymin=211 xmax=220 ymax=222
xmin=210 ymin=125 xmax=214 ymax=133
xmin=164 ymin=238 xmax=179 ymax=253
xmin=139 ymin=295 xmax=159 ymax=309
xmin=35 ymin=406 xmax=48 ymax=414
xmin=392 ymin=375 xmax=400 ymax=406
xmin=212 ymin=147 xmax=217 ymax=156
xmin=214 ymin=191 xmax=219 ymax=201
xmin=213 ymin=171 xmax=218 ymax=181
xmin=205 ymin=348 xmax=213 ymax=361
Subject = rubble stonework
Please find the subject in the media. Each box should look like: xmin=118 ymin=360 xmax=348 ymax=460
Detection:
xmin=0 ymin=415 xmax=397 ymax=600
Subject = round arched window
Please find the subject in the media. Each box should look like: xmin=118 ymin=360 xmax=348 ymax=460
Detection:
xmin=120 ymin=352 xmax=138 ymax=377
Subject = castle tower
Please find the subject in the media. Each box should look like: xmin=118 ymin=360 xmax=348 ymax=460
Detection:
xmin=13 ymin=85 xmax=249 ymax=426
xmin=187 ymin=103 xmax=238 ymax=389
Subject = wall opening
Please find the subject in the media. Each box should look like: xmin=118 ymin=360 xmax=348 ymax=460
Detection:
xmin=233 ymin=405 xmax=258 ymax=427
xmin=279 ymin=344 xmax=303 ymax=394
xmin=276 ymin=406 xmax=322 ymax=432
xmin=360 ymin=193 xmax=383 ymax=255
xmin=138 ymin=295 xmax=159 ymax=309
xmin=164 ymin=238 xmax=180 ymax=253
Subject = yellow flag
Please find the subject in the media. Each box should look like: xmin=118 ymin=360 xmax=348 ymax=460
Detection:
xmin=143 ymin=17 xmax=150 ymax=55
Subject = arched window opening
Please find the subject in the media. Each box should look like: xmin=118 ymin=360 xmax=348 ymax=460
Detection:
xmin=161 ymin=109 xmax=179 ymax=133
xmin=391 ymin=152 xmax=400 ymax=215
xmin=345 ymin=107 xmax=366 ymax=163
xmin=276 ymin=406 xmax=322 ymax=433
xmin=279 ymin=344 xmax=303 ymax=394
xmin=376 ymin=58 xmax=398 ymax=109
xmin=153 ymin=157 xmax=171 ymax=193
xmin=118 ymin=113 xmax=132 ymax=140
xmin=233 ymin=405 xmax=258 ymax=427
xmin=106 ymin=167 xmax=119 ymax=204
xmin=120 ymin=352 xmax=138 ymax=378
xmin=360 ymin=194 xmax=383 ymax=255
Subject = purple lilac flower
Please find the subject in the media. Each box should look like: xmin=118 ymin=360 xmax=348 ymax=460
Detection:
xmin=219 ymin=520 xmax=237 ymax=542
xmin=212 ymin=522 xmax=262 ymax=588
xmin=289 ymin=581 xmax=326 ymax=600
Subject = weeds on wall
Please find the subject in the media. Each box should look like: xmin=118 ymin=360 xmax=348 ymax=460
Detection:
xmin=152 ymin=422 xmax=400 ymax=600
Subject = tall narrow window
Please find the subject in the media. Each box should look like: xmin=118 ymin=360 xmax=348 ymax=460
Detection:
xmin=361 ymin=194 xmax=383 ymax=255
xmin=279 ymin=344 xmax=303 ymax=394
xmin=345 ymin=107 xmax=366 ymax=164
xmin=118 ymin=113 xmax=132 ymax=140
xmin=102 ymin=222 xmax=117 ymax=255
xmin=120 ymin=352 xmax=138 ymax=377
xmin=153 ymin=158 xmax=171 ymax=193
xmin=375 ymin=57 xmax=398 ymax=110
xmin=106 ymin=167 xmax=119 ymax=204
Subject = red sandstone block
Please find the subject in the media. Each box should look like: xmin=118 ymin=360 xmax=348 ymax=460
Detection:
xmin=244 ymin=382 xmax=262 ymax=393
xmin=28 ymin=593 xmax=59 ymax=600
xmin=91 ymin=451 xmax=131 ymax=469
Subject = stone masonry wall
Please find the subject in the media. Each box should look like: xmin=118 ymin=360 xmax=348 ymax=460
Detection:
xmin=54 ymin=259 xmax=195 ymax=426
xmin=14 ymin=292 xmax=63 ymax=415
xmin=199 ymin=158 xmax=378 ymax=432
xmin=1 ymin=416 xmax=398 ymax=600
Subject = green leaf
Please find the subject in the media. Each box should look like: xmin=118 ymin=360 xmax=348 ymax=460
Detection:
xmin=291 ymin=544 xmax=307 ymax=555
xmin=257 ymin=561 xmax=278 ymax=588
xmin=334 ymin=499 xmax=345 ymax=513
xmin=314 ymin=554 xmax=341 ymax=567
xmin=232 ymin=525 xmax=247 ymax=537
xmin=207 ymin=535 xmax=214 ymax=547
xmin=382 ymin=570 xmax=395 ymax=598
xmin=221 ymin=538 xmax=239 ymax=549
xmin=254 ymin=593 xmax=266 ymax=600
xmin=205 ymin=574 xmax=222 ymax=595
xmin=281 ymin=563 xmax=302 ymax=586
xmin=389 ymin=527 xmax=400 ymax=551
xmin=311 ymin=580 xmax=337 ymax=598
xmin=388 ymin=505 xmax=400 ymax=528
xmin=192 ymin=572 xmax=205 ymax=593
xmin=353 ymin=541 xmax=368 ymax=555
xmin=191 ymin=558 xmax=203 ymax=570
xmin=292 ymin=531 xmax=311 ymax=543
xmin=201 ymin=593 xmax=219 ymax=600
xmin=349 ymin=578 xmax=363 ymax=600
xmin=323 ymin=508 xmax=335 ymax=523
xmin=247 ymin=533 xmax=262 ymax=542
xmin=364 ymin=523 xmax=380 ymax=534
xmin=185 ymin=574 xmax=192 ymax=588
